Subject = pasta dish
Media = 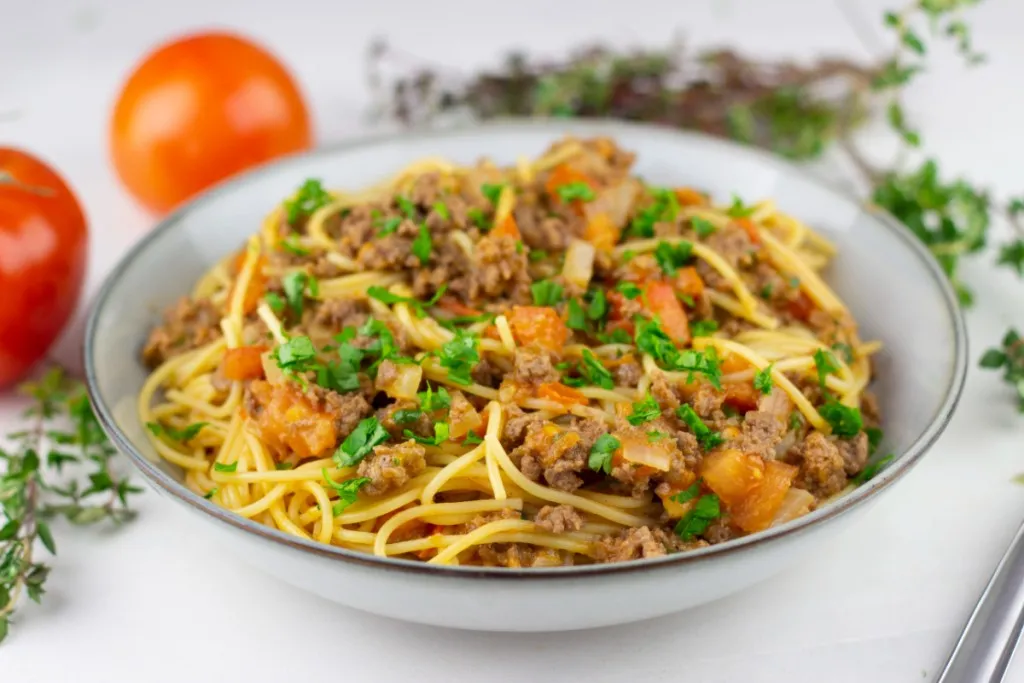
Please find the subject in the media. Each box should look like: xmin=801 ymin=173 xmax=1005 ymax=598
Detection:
xmin=139 ymin=136 xmax=884 ymax=567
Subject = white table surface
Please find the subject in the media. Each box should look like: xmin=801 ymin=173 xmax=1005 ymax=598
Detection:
xmin=3 ymin=1 xmax=1024 ymax=681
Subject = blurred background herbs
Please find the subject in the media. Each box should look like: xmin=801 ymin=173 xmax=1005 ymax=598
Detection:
xmin=368 ymin=0 xmax=1024 ymax=412
xmin=0 ymin=368 xmax=141 ymax=644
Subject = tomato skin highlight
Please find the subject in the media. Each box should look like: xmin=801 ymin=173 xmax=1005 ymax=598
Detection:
xmin=110 ymin=32 xmax=312 ymax=214
xmin=0 ymin=148 xmax=87 ymax=387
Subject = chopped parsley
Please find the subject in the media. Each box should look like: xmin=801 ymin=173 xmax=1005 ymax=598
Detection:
xmin=596 ymin=328 xmax=632 ymax=344
xmin=627 ymin=393 xmax=661 ymax=425
xmin=691 ymin=217 xmax=717 ymax=237
xmin=367 ymin=284 xmax=447 ymax=318
xmin=411 ymin=224 xmax=432 ymax=264
xmin=213 ymin=461 xmax=238 ymax=473
xmin=654 ymin=240 xmax=694 ymax=275
xmin=674 ymin=493 xmax=721 ymax=540
xmin=272 ymin=335 xmax=317 ymax=372
xmin=754 ymin=363 xmax=774 ymax=395
xmin=579 ymin=349 xmax=614 ymax=389
xmin=467 ymin=207 xmax=489 ymax=229
xmin=418 ymin=384 xmax=451 ymax=411
xmin=670 ymin=481 xmax=702 ymax=504
xmin=264 ymin=291 xmax=285 ymax=314
xmin=528 ymin=249 xmax=548 ymax=262
xmin=393 ymin=409 xmax=423 ymax=425
xmin=358 ymin=318 xmax=413 ymax=371
xmin=203 ymin=488 xmax=217 ymax=500
xmin=690 ymin=320 xmax=718 ymax=338
xmin=831 ymin=342 xmax=854 ymax=364
xmin=587 ymin=289 xmax=608 ymax=322
xmin=726 ymin=194 xmax=755 ymax=218
xmin=634 ymin=318 xmax=722 ymax=387
xmin=789 ymin=411 xmax=804 ymax=431
xmin=866 ymin=427 xmax=884 ymax=454
xmin=404 ymin=422 xmax=450 ymax=446
xmin=616 ymin=282 xmax=642 ymax=299
xmin=462 ymin=433 xmax=484 ymax=446
xmin=588 ymin=433 xmax=620 ymax=474
xmin=628 ymin=187 xmax=679 ymax=238
xmin=556 ymin=181 xmax=596 ymax=203
xmin=760 ymin=284 xmax=774 ymax=299
xmin=282 ymin=271 xmax=318 ymax=318
xmin=376 ymin=216 xmax=402 ymax=236
xmin=146 ymin=421 xmax=207 ymax=443
xmin=334 ymin=417 xmax=390 ymax=467
xmin=852 ymin=453 xmax=894 ymax=485
xmin=566 ymin=299 xmax=587 ymax=330
xmin=434 ymin=330 xmax=480 ymax=385
xmin=819 ymin=400 xmax=863 ymax=438
xmin=481 ymin=183 xmax=505 ymax=204
xmin=432 ymin=201 xmax=450 ymax=220
xmin=280 ymin=234 xmax=309 ymax=256
xmin=531 ymin=280 xmax=564 ymax=306
xmin=322 ymin=470 xmax=371 ymax=515
xmin=396 ymin=195 xmax=417 ymax=219
xmin=676 ymin=405 xmax=724 ymax=450
xmin=813 ymin=348 xmax=840 ymax=387
xmin=275 ymin=462 xmax=294 ymax=470
xmin=284 ymin=178 xmax=331 ymax=224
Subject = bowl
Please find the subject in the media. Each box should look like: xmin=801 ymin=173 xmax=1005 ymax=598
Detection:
xmin=85 ymin=119 xmax=967 ymax=632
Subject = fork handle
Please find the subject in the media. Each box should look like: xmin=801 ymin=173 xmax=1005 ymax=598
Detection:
xmin=936 ymin=517 xmax=1024 ymax=683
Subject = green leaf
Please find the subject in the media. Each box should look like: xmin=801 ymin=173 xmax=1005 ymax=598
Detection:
xmin=412 ymin=224 xmax=432 ymax=264
xmin=670 ymin=481 xmax=702 ymax=504
xmin=433 ymin=330 xmax=480 ymax=386
xmin=676 ymin=405 xmax=724 ymax=450
xmin=70 ymin=506 xmax=108 ymax=525
xmin=334 ymin=417 xmax=390 ymax=467
xmin=852 ymin=454 xmax=895 ymax=485
xmin=588 ymin=434 xmax=620 ymax=474
xmin=396 ymin=195 xmax=417 ymax=219
xmin=418 ymin=385 xmax=452 ymax=411
xmin=213 ymin=461 xmax=238 ymax=473
xmin=615 ymin=282 xmax=642 ymax=299
xmin=653 ymin=240 xmax=693 ymax=275
xmin=377 ymin=216 xmax=402 ymax=237
xmin=481 ymin=183 xmax=505 ymax=205
xmin=0 ymin=616 xmax=8 ymax=645
xmin=36 ymin=522 xmax=56 ymax=554
xmin=433 ymin=201 xmax=450 ymax=220
xmin=979 ymin=349 xmax=1007 ymax=369
xmin=284 ymin=179 xmax=331 ymax=224
xmin=579 ymin=349 xmax=615 ymax=389
xmin=813 ymin=348 xmax=840 ymax=387
xmin=322 ymin=470 xmax=371 ymax=515
xmin=530 ymin=280 xmax=564 ymax=306
xmin=674 ymin=494 xmax=721 ymax=540
xmin=556 ymin=181 xmax=596 ymax=203
xmin=282 ymin=271 xmax=317 ymax=318
xmin=690 ymin=320 xmax=718 ymax=338
xmin=404 ymin=422 xmax=449 ymax=446
xmin=997 ymin=241 xmax=1024 ymax=276
xmin=726 ymin=194 xmax=755 ymax=218
xmin=754 ymin=363 xmax=774 ymax=395
xmin=820 ymin=400 xmax=863 ymax=438
xmin=0 ymin=520 xmax=19 ymax=541
xmin=901 ymin=30 xmax=926 ymax=55
xmin=279 ymin=234 xmax=309 ymax=256
xmin=627 ymin=394 xmax=661 ymax=426
xmin=691 ymin=217 xmax=717 ymax=237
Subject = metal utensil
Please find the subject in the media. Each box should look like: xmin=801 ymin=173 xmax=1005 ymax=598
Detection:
xmin=936 ymin=517 xmax=1024 ymax=682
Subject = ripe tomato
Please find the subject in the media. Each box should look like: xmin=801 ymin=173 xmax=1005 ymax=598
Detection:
xmin=110 ymin=32 xmax=312 ymax=214
xmin=0 ymin=149 xmax=87 ymax=387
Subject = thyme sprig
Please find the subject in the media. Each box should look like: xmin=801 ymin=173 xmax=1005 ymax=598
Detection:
xmin=0 ymin=368 xmax=141 ymax=644
xmin=369 ymin=0 xmax=1024 ymax=411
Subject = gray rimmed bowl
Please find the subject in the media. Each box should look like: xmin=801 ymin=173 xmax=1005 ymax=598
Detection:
xmin=85 ymin=120 xmax=967 ymax=632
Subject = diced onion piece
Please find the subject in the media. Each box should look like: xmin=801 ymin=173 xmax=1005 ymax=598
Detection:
xmin=448 ymin=398 xmax=483 ymax=439
xmin=379 ymin=363 xmax=423 ymax=400
xmin=260 ymin=350 xmax=285 ymax=385
xmin=585 ymin=179 xmax=637 ymax=226
xmin=563 ymin=239 xmax=596 ymax=288
xmin=619 ymin=432 xmax=672 ymax=472
xmin=770 ymin=487 xmax=815 ymax=527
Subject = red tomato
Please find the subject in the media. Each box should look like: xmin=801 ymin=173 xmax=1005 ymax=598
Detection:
xmin=110 ymin=32 xmax=312 ymax=214
xmin=0 ymin=149 xmax=87 ymax=387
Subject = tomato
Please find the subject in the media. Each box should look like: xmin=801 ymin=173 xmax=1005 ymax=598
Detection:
xmin=111 ymin=32 xmax=312 ymax=214
xmin=221 ymin=346 xmax=267 ymax=381
xmin=507 ymin=306 xmax=569 ymax=350
xmin=0 ymin=149 xmax=87 ymax=388
xmin=537 ymin=382 xmax=588 ymax=408
xmin=643 ymin=281 xmax=690 ymax=345
xmin=491 ymin=214 xmax=521 ymax=240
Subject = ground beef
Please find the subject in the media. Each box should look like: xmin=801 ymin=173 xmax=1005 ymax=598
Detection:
xmin=355 ymin=227 xmax=419 ymax=271
xmin=593 ymin=526 xmax=684 ymax=563
xmin=731 ymin=410 xmax=787 ymax=461
xmin=534 ymin=505 xmax=583 ymax=533
xmin=837 ymin=431 xmax=869 ymax=475
xmin=510 ymin=346 xmax=560 ymax=385
xmin=476 ymin=543 xmax=536 ymax=568
xmin=306 ymin=384 xmax=374 ymax=440
xmin=650 ymin=371 xmax=682 ymax=412
xmin=510 ymin=421 xmax=596 ymax=492
xmin=690 ymin=382 xmax=724 ymax=418
xmin=310 ymin=298 xmax=369 ymax=333
xmin=142 ymin=296 xmax=223 ymax=368
xmin=356 ymin=440 xmax=426 ymax=496
xmin=750 ymin=261 xmax=789 ymax=305
xmin=501 ymin=406 xmax=546 ymax=449
xmin=464 ymin=234 xmax=532 ymax=304
xmin=609 ymin=422 xmax=688 ymax=498
xmin=703 ymin=518 xmax=740 ymax=545
xmin=411 ymin=236 xmax=471 ymax=299
xmin=330 ymin=204 xmax=381 ymax=254
xmin=514 ymin=204 xmax=571 ymax=251
xmin=788 ymin=431 xmax=847 ymax=498
xmin=613 ymin=359 xmax=643 ymax=388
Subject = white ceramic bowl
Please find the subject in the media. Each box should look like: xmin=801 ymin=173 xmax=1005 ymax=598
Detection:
xmin=85 ymin=120 xmax=967 ymax=632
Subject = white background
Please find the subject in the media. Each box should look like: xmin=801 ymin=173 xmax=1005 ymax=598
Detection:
xmin=2 ymin=1 xmax=1024 ymax=681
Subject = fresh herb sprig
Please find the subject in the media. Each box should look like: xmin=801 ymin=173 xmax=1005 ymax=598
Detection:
xmin=0 ymin=368 xmax=141 ymax=644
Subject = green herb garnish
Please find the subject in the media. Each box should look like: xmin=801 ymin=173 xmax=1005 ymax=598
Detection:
xmin=676 ymin=405 xmax=724 ymax=450
xmin=754 ymin=364 xmax=774 ymax=395
xmin=334 ymin=417 xmax=390 ymax=467
xmin=627 ymin=393 xmax=661 ymax=425
xmin=531 ymin=280 xmax=564 ymax=306
xmin=588 ymin=434 xmax=620 ymax=474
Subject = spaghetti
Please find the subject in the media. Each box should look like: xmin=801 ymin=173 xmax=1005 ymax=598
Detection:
xmin=139 ymin=136 xmax=884 ymax=567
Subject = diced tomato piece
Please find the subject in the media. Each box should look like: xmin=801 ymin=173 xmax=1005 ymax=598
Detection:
xmin=644 ymin=281 xmax=690 ymax=345
xmin=674 ymin=266 xmax=705 ymax=299
xmin=507 ymin=306 xmax=569 ymax=350
xmin=585 ymin=213 xmax=619 ymax=251
xmin=221 ymin=345 xmax=267 ymax=381
xmin=247 ymin=379 xmax=340 ymax=459
xmin=730 ymin=460 xmax=797 ymax=533
xmin=700 ymin=448 xmax=766 ymax=508
xmin=723 ymin=381 xmax=760 ymax=412
xmin=492 ymin=214 xmax=521 ymax=240
xmin=720 ymin=355 xmax=747 ymax=374
xmin=674 ymin=187 xmax=707 ymax=207
xmin=735 ymin=217 xmax=761 ymax=245
xmin=537 ymin=382 xmax=588 ymax=408
xmin=437 ymin=296 xmax=483 ymax=317
xmin=786 ymin=291 xmax=815 ymax=321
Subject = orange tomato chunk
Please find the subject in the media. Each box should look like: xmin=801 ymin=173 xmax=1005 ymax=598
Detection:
xmin=507 ymin=306 xmax=569 ymax=350
xmin=221 ymin=346 xmax=267 ymax=381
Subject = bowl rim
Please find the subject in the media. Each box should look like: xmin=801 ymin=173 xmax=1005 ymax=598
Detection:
xmin=85 ymin=118 xmax=969 ymax=580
